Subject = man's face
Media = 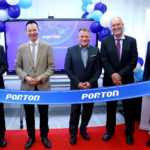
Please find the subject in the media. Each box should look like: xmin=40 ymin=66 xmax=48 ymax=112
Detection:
xmin=26 ymin=23 xmax=39 ymax=42
xmin=111 ymin=18 xmax=124 ymax=38
xmin=78 ymin=30 xmax=90 ymax=48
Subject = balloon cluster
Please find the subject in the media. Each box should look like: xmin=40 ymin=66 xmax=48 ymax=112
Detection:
xmin=134 ymin=57 xmax=144 ymax=81
xmin=0 ymin=0 xmax=32 ymax=32
xmin=81 ymin=0 xmax=115 ymax=41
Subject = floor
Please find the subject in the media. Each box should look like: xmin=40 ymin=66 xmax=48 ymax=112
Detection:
xmin=4 ymin=103 xmax=125 ymax=130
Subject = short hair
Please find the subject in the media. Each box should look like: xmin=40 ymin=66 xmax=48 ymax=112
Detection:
xmin=26 ymin=20 xmax=39 ymax=28
xmin=79 ymin=27 xmax=90 ymax=33
xmin=110 ymin=17 xmax=124 ymax=26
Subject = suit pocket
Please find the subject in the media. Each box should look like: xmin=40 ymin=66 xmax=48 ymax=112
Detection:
xmin=90 ymin=55 xmax=96 ymax=57
xmin=89 ymin=55 xmax=96 ymax=61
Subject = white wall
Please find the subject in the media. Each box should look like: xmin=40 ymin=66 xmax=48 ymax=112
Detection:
xmin=146 ymin=8 xmax=150 ymax=45
xmin=19 ymin=0 xmax=83 ymax=19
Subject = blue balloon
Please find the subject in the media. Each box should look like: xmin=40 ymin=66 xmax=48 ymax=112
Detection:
xmin=8 ymin=5 xmax=21 ymax=18
xmin=82 ymin=12 xmax=89 ymax=18
xmin=86 ymin=13 xmax=93 ymax=19
xmin=81 ymin=4 xmax=87 ymax=12
xmin=98 ymin=28 xmax=111 ymax=41
xmin=92 ymin=10 xmax=103 ymax=22
xmin=94 ymin=2 xmax=107 ymax=14
xmin=0 ymin=21 xmax=5 ymax=32
xmin=18 ymin=0 xmax=32 ymax=9
xmin=138 ymin=57 xmax=144 ymax=67
xmin=134 ymin=70 xmax=144 ymax=81
xmin=82 ymin=0 xmax=92 ymax=6
xmin=123 ymin=26 xmax=125 ymax=33
xmin=90 ymin=22 xmax=103 ymax=33
xmin=0 ymin=0 xmax=9 ymax=9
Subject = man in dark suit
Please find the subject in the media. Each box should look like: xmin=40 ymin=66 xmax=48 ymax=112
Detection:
xmin=0 ymin=45 xmax=8 ymax=148
xmin=143 ymin=41 xmax=150 ymax=81
xmin=65 ymin=27 xmax=102 ymax=145
xmin=142 ymin=41 xmax=150 ymax=147
xmin=101 ymin=17 xmax=138 ymax=145
xmin=15 ymin=21 xmax=55 ymax=149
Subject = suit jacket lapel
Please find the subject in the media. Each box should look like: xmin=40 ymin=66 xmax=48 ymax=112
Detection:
xmin=121 ymin=36 xmax=127 ymax=63
xmin=111 ymin=36 xmax=120 ymax=62
xmin=36 ymin=40 xmax=42 ymax=69
xmin=26 ymin=42 xmax=35 ymax=68
xmin=86 ymin=47 xmax=92 ymax=69
xmin=77 ymin=45 xmax=85 ymax=69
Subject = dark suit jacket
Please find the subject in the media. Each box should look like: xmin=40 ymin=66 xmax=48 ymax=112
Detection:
xmin=65 ymin=44 xmax=102 ymax=90
xmin=143 ymin=41 xmax=150 ymax=81
xmin=101 ymin=35 xmax=138 ymax=86
xmin=0 ymin=46 xmax=8 ymax=89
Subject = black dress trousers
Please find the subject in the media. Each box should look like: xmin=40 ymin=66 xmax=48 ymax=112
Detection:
xmin=0 ymin=103 xmax=5 ymax=138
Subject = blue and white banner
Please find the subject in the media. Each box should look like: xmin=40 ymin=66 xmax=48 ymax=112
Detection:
xmin=0 ymin=81 xmax=149 ymax=105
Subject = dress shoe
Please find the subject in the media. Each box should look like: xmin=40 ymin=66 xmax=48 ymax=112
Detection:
xmin=126 ymin=135 xmax=134 ymax=145
xmin=103 ymin=133 xmax=113 ymax=141
xmin=0 ymin=138 xmax=7 ymax=147
xmin=70 ymin=136 xmax=77 ymax=145
xmin=42 ymin=137 xmax=51 ymax=148
xmin=147 ymin=138 xmax=150 ymax=147
xmin=25 ymin=138 xmax=35 ymax=149
xmin=80 ymin=131 xmax=90 ymax=140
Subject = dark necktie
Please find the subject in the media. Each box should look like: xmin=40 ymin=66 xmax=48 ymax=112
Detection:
xmin=116 ymin=39 xmax=121 ymax=61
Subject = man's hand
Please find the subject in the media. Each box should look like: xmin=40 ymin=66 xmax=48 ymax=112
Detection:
xmin=83 ymin=82 xmax=91 ymax=89
xmin=25 ymin=76 xmax=42 ymax=87
xmin=77 ymin=82 xmax=91 ymax=89
xmin=25 ymin=76 xmax=35 ymax=87
xmin=115 ymin=80 xmax=122 ymax=85
xmin=111 ymin=73 xmax=122 ymax=85
xmin=33 ymin=77 xmax=42 ymax=85
xmin=77 ymin=82 xmax=85 ymax=89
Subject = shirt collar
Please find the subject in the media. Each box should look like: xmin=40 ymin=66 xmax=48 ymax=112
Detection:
xmin=79 ymin=44 xmax=89 ymax=49
xmin=30 ymin=39 xmax=39 ymax=46
xmin=114 ymin=34 xmax=125 ymax=40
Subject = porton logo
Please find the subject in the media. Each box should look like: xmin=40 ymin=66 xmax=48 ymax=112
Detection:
xmin=6 ymin=94 xmax=40 ymax=102
xmin=81 ymin=90 xmax=119 ymax=100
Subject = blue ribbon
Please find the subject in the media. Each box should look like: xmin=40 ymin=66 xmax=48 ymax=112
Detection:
xmin=0 ymin=81 xmax=149 ymax=105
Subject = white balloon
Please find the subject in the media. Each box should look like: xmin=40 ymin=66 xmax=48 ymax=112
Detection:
xmin=100 ymin=16 xmax=109 ymax=27
xmin=86 ymin=4 xmax=94 ymax=13
xmin=105 ymin=11 xmax=115 ymax=18
xmin=134 ymin=63 xmax=141 ymax=72
xmin=92 ymin=0 xmax=101 ymax=4
xmin=100 ymin=15 xmax=111 ymax=27
xmin=100 ymin=11 xmax=115 ymax=27
xmin=6 ymin=0 xmax=20 ymax=5
xmin=0 ymin=10 xmax=8 ymax=21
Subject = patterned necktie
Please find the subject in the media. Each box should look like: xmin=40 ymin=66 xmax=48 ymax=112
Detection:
xmin=116 ymin=39 xmax=121 ymax=61
xmin=31 ymin=43 xmax=36 ymax=68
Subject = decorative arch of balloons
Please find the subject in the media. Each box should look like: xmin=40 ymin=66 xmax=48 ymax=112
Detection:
xmin=0 ymin=0 xmax=32 ymax=32
xmin=81 ymin=0 xmax=144 ymax=81
xmin=81 ymin=0 xmax=114 ymax=42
